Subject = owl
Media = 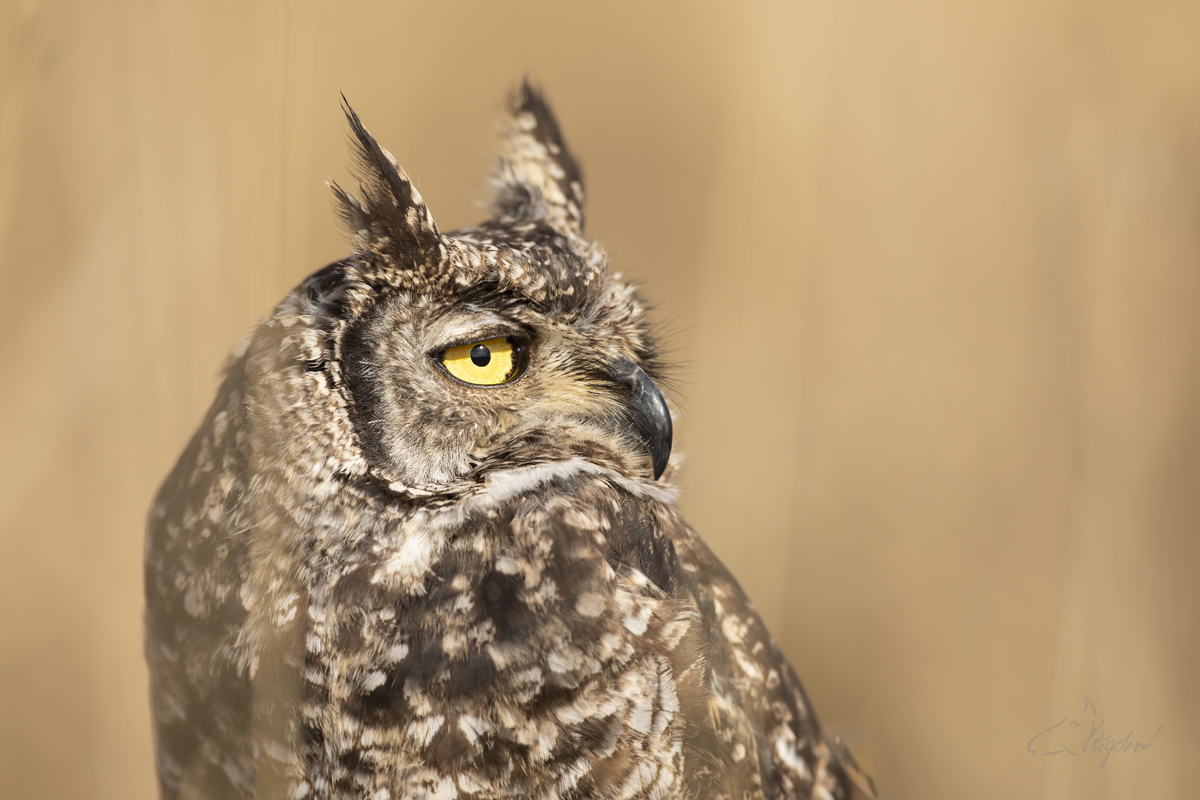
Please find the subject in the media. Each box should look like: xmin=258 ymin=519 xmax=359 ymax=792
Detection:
xmin=145 ymin=83 xmax=877 ymax=800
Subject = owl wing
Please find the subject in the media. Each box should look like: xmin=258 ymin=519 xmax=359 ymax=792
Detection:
xmin=634 ymin=497 xmax=878 ymax=800
xmin=144 ymin=365 xmax=261 ymax=799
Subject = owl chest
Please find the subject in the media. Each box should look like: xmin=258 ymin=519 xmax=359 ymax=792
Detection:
xmin=298 ymin=514 xmax=689 ymax=798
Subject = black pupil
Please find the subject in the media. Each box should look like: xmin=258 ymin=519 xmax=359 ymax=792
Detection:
xmin=470 ymin=344 xmax=491 ymax=367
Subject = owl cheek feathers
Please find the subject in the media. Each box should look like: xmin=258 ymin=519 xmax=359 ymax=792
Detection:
xmin=497 ymin=356 xmax=672 ymax=482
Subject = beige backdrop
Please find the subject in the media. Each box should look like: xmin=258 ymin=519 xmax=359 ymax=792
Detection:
xmin=2 ymin=1 xmax=1197 ymax=798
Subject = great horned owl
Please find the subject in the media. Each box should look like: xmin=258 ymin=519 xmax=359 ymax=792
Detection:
xmin=145 ymin=83 xmax=876 ymax=800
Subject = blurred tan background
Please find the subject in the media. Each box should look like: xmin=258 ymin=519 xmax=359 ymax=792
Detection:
xmin=2 ymin=0 xmax=1198 ymax=797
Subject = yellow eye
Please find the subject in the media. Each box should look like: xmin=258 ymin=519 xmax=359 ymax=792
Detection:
xmin=440 ymin=337 xmax=521 ymax=386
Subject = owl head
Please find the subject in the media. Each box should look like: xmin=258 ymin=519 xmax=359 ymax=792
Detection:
xmin=246 ymin=83 xmax=672 ymax=498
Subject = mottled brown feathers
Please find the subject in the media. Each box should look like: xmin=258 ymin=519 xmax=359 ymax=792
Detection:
xmin=331 ymin=96 xmax=441 ymax=269
xmin=145 ymin=85 xmax=877 ymax=800
xmin=490 ymin=80 xmax=587 ymax=236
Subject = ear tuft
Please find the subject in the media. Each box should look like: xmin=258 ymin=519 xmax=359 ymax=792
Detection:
xmin=333 ymin=97 xmax=441 ymax=261
xmin=490 ymin=80 xmax=586 ymax=237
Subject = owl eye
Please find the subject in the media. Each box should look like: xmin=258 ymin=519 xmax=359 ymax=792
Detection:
xmin=440 ymin=336 xmax=522 ymax=386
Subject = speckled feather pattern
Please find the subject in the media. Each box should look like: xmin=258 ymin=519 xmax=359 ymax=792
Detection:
xmin=145 ymin=83 xmax=876 ymax=800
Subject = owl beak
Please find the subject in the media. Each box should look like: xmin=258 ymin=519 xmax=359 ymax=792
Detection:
xmin=613 ymin=359 xmax=673 ymax=480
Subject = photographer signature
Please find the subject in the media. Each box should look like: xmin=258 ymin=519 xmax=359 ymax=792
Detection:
xmin=1028 ymin=696 xmax=1163 ymax=768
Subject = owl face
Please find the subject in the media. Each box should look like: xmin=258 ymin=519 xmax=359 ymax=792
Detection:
xmin=321 ymin=94 xmax=672 ymax=491
xmin=340 ymin=267 xmax=670 ymax=488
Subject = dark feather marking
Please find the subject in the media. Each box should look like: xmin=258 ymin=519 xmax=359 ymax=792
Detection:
xmin=603 ymin=503 xmax=680 ymax=595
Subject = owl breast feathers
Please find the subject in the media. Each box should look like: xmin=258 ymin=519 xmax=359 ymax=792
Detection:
xmin=144 ymin=83 xmax=876 ymax=800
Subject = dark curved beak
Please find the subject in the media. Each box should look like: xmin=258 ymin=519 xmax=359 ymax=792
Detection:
xmin=613 ymin=358 xmax=673 ymax=480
